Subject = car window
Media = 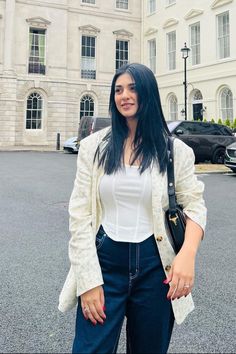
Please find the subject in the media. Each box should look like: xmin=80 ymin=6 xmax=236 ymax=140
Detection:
xmin=219 ymin=125 xmax=233 ymax=136
xmin=175 ymin=122 xmax=196 ymax=135
xmin=94 ymin=117 xmax=111 ymax=132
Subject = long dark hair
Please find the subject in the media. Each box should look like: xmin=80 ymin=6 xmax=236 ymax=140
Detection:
xmin=95 ymin=63 xmax=171 ymax=174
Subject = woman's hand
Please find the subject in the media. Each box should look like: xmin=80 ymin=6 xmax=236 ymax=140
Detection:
xmin=165 ymin=249 xmax=196 ymax=300
xmin=81 ymin=285 xmax=106 ymax=325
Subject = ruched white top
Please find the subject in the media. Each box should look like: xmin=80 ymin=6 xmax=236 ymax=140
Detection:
xmin=99 ymin=165 xmax=154 ymax=242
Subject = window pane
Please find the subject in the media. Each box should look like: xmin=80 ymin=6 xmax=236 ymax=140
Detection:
xmin=26 ymin=92 xmax=43 ymax=129
xmin=116 ymin=40 xmax=129 ymax=70
xmin=80 ymin=95 xmax=95 ymax=118
xmin=116 ymin=0 xmax=128 ymax=9
xmin=217 ymin=12 xmax=230 ymax=59
xmin=28 ymin=29 xmax=46 ymax=75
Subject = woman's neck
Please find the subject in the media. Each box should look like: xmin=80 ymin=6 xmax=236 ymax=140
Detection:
xmin=126 ymin=117 xmax=137 ymax=141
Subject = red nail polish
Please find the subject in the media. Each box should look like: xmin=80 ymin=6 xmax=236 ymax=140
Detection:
xmin=103 ymin=306 xmax=106 ymax=311
xmin=163 ymin=279 xmax=169 ymax=284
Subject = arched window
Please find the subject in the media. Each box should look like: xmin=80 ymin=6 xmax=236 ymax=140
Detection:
xmin=26 ymin=92 xmax=43 ymax=129
xmin=193 ymin=89 xmax=203 ymax=101
xmin=220 ymin=88 xmax=233 ymax=121
xmin=80 ymin=95 xmax=94 ymax=118
xmin=169 ymin=94 xmax=178 ymax=120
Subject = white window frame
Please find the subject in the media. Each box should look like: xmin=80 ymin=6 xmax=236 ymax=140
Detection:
xmin=116 ymin=39 xmax=129 ymax=70
xmin=148 ymin=39 xmax=156 ymax=73
xmin=148 ymin=0 xmax=156 ymax=14
xmin=168 ymin=94 xmax=178 ymax=120
xmin=25 ymin=92 xmax=43 ymax=130
xmin=220 ymin=87 xmax=233 ymax=121
xmin=81 ymin=35 xmax=96 ymax=79
xmin=80 ymin=94 xmax=95 ymax=118
xmin=81 ymin=0 xmax=95 ymax=3
xmin=190 ymin=22 xmax=200 ymax=66
xmin=116 ymin=0 xmax=128 ymax=10
xmin=28 ymin=28 xmax=46 ymax=75
xmin=166 ymin=0 xmax=176 ymax=6
xmin=217 ymin=11 xmax=230 ymax=59
xmin=167 ymin=31 xmax=176 ymax=70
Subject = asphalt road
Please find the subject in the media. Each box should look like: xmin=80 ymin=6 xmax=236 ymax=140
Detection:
xmin=0 ymin=152 xmax=235 ymax=353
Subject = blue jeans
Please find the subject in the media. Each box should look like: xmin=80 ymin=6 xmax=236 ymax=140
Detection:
xmin=72 ymin=226 xmax=174 ymax=354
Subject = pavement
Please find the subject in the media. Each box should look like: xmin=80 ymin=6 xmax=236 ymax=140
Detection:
xmin=0 ymin=144 xmax=232 ymax=174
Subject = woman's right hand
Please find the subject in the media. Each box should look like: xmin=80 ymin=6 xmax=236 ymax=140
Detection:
xmin=80 ymin=285 xmax=106 ymax=325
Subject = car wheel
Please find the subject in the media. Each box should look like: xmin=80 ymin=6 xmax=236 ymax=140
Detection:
xmin=231 ymin=168 xmax=236 ymax=173
xmin=212 ymin=147 xmax=225 ymax=164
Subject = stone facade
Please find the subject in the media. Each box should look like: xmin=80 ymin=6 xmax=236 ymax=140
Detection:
xmin=0 ymin=0 xmax=235 ymax=147
xmin=0 ymin=0 xmax=141 ymax=146
xmin=142 ymin=0 xmax=236 ymax=122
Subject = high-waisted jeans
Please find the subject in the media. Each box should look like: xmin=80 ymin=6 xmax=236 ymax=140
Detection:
xmin=72 ymin=226 xmax=174 ymax=354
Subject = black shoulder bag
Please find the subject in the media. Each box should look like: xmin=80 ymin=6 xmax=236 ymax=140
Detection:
xmin=165 ymin=137 xmax=186 ymax=254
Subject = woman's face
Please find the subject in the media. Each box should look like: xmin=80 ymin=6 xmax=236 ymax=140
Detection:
xmin=114 ymin=73 xmax=138 ymax=120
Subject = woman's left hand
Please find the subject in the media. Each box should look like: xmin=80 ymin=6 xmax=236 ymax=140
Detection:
xmin=165 ymin=249 xmax=196 ymax=300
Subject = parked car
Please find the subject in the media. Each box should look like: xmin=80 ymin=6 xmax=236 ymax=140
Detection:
xmin=224 ymin=142 xmax=236 ymax=172
xmin=63 ymin=116 xmax=111 ymax=153
xmin=78 ymin=116 xmax=111 ymax=143
xmin=167 ymin=120 xmax=236 ymax=164
xmin=63 ymin=136 xmax=78 ymax=153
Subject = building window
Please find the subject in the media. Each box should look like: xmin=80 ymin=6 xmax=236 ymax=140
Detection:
xmin=167 ymin=31 xmax=176 ymax=70
xmin=148 ymin=0 xmax=156 ymax=14
xmin=190 ymin=22 xmax=200 ymax=65
xmin=28 ymin=28 xmax=46 ymax=75
xmin=166 ymin=0 xmax=176 ymax=5
xmin=220 ymin=88 xmax=233 ymax=121
xmin=116 ymin=0 xmax=128 ymax=10
xmin=116 ymin=40 xmax=129 ymax=70
xmin=26 ymin=92 xmax=43 ymax=129
xmin=82 ymin=0 xmax=95 ymax=3
xmin=148 ymin=39 xmax=156 ymax=73
xmin=80 ymin=95 xmax=94 ymax=118
xmin=81 ymin=35 xmax=96 ymax=79
xmin=217 ymin=11 xmax=230 ymax=59
xmin=169 ymin=95 xmax=178 ymax=120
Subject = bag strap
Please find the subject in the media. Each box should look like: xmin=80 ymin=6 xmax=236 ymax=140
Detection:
xmin=167 ymin=137 xmax=178 ymax=216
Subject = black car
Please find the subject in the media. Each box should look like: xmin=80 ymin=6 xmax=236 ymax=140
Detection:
xmin=167 ymin=121 xmax=236 ymax=164
xmin=224 ymin=142 xmax=236 ymax=172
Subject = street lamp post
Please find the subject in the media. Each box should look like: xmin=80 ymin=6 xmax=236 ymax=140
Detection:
xmin=181 ymin=43 xmax=190 ymax=120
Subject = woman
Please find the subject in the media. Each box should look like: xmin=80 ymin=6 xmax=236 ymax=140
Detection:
xmin=58 ymin=63 xmax=207 ymax=353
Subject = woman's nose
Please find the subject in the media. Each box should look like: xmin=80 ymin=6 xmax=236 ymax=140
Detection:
xmin=121 ymin=88 xmax=129 ymax=99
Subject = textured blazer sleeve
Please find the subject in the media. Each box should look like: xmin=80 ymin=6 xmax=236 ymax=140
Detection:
xmin=174 ymin=139 xmax=207 ymax=233
xmin=68 ymin=139 xmax=103 ymax=296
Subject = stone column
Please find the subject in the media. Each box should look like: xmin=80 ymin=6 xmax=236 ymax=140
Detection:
xmin=3 ymin=0 xmax=16 ymax=74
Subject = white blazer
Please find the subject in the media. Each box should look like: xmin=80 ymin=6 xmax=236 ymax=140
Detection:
xmin=58 ymin=128 xmax=207 ymax=325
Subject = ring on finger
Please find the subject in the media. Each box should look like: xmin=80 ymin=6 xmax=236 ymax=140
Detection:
xmin=183 ymin=284 xmax=190 ymax=289
xmin=83 ymin=306 xmax=90 ymax=313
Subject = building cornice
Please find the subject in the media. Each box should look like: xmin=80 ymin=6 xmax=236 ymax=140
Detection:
xmin=184 ymin=9 xmax=204 ymax=20
xmin=163 ymin=18 xmax=179 ymax=29
xmin=26 ymin=17 xmax=51 ymax=28
xmin=144 ymin=27 xmax=158 ymax=36
xmin=78 ymin=25 xmax=100 ymax=34
xmin=113 ymin=29 xmax=133 ymax=38
xmin=211 ymin=0 xmax=233 ymax=9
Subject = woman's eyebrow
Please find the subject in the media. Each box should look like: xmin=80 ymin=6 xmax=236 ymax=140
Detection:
xmin=115 ymin=83 xmax=135 ymax=88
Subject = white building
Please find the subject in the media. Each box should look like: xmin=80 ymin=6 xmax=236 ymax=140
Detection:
xmin=0 ymin=0 xmax=141 ymax=146
xmin=0 ymin=0 xmax=235 ymax=147
xmin=142 ymin=0 xmax=236 ymax=122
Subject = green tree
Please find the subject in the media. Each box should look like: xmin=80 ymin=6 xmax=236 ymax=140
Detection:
xmin=224 ymin=118 xmax=231 ymax=127
xmin=232 ymin=118 xmax=236 ymax=130
xmin=203 ymin=118 xmax=207 ymax=122
xmin=210 ymin=118 xmax=215 ymax=123
xmin=217 ymin=118 xmax=223 ymax=125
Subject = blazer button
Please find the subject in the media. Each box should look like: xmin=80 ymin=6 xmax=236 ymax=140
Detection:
xmin=165 ymin=265 xmax=171 ymax=272
xmin=156 ymin=236 xmax=163 ymax=242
